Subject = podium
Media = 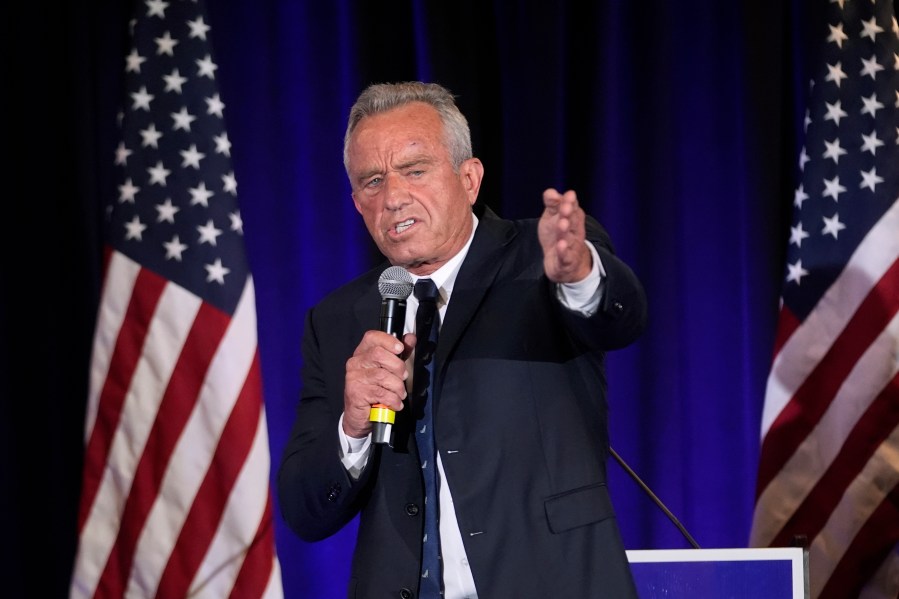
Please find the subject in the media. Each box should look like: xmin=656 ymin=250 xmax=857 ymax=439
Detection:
xmin=627 ymin=547 xmax=808 ymax=598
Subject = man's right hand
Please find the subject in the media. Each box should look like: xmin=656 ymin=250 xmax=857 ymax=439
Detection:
xmin=343 ymin=330 xmax=414 ymax=438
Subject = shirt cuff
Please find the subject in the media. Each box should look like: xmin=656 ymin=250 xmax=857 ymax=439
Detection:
xmin=555 ymin=241 xmax=605 ymax=316
xmin=338 ymin=413 xmax=372 ymax=480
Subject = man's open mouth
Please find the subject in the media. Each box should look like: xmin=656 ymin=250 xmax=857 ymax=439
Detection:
xmin=395 ymin=219 xmax=415 ymax=234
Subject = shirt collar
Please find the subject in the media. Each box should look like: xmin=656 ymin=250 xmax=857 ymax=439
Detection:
xmin=411 ymin=212 xmax=478 ymax=305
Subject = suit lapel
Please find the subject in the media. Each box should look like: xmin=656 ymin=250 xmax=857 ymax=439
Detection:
xmin=352 ymin=270 xmax=386 ymax=337
xmin=435 ymin=210 xmax=517 ymax=373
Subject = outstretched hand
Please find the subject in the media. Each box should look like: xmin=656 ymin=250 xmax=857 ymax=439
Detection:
xmin=538 ymin=188 xmax=593 ymax=283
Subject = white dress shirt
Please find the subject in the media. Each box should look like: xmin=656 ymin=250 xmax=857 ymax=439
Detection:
xmin=338 ymin=214 xmax=605 ymax=598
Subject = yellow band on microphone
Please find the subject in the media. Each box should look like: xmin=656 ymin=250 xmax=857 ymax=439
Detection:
xmin=369 ymin=404 xmax=396 ymax=424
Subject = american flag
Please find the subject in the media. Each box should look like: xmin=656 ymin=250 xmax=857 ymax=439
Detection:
xmin=749 ymin=1 xmax=899 ymax=598
xmin=70 ymin=1 xmax=283 ymax=597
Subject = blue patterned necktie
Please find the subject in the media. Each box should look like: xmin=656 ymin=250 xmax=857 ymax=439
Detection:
xmin=413 ymin=278 xmax=442 ymax=597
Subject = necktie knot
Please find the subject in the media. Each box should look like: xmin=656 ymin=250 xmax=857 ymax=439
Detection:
xmin=414 ymin=279 xmax=439 ymax=362
xmin=414 ymin=278 xmax=439 ymax=303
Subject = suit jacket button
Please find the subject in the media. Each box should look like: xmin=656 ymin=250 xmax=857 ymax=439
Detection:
xmin=326 ymin=483 xmax=341 ymax=502
xmin=404 ymin=503 xmax=420 ymax=516
xmin=400 ymin=589 xmax=414 ymax=599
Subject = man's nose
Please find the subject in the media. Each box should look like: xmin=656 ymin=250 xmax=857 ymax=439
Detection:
xmin=383 ymin=172 xmax=411 ymax=210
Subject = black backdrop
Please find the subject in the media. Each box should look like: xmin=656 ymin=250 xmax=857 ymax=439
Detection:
xmin=4 ymin=0 xmax=833 ymax=596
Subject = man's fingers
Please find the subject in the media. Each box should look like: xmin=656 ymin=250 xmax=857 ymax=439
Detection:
xmin=345 ymin=330 xmax=410 ymax=418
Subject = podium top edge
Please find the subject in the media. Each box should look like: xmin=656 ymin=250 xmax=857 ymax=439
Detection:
xmin=626 ymin=547 xmax=805 ymax=563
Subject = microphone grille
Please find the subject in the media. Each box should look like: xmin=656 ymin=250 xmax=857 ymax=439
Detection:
xmin=378 ymin=266 xmax=414 ymax=300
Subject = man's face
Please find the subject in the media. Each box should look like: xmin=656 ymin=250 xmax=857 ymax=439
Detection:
xmin=347 ymin=102 xmax=483 ymax=276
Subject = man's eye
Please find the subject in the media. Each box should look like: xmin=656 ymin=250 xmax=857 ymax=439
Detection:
xmin=364 ymin=177 xmax=382 ymax=188
xmin=408 ymin=170 xmax=424 ymax=178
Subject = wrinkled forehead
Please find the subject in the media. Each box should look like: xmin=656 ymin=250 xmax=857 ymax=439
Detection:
xmin=347 ymin=104 xmax=449 ymax=170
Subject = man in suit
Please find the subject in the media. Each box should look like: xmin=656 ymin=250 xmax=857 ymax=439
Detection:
xmin=277 ymin=81 xmax=648 ymax=598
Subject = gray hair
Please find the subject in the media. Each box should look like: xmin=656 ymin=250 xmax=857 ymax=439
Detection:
xmin=343 ymin=81 xmax=473 ymax=173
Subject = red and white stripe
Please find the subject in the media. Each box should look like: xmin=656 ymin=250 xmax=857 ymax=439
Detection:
xmin=750 ymin=197 xmax=899 ymax=599
xmin=71 ymin=250 xmax=282 ymax=599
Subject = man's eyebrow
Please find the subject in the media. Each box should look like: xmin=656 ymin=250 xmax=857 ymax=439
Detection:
xmin=395 ymin=156 xmax=435 ymax=170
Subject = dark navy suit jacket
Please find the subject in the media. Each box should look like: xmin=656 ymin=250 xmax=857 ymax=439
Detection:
xmin=278 ymin=205 xmax=648 ymax=598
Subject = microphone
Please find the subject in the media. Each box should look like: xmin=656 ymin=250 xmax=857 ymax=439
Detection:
xmin=371 ymin=266 xmax=414 ymax=446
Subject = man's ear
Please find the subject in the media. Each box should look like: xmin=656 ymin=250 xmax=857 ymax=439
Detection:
xmin=460 ymin=158 xmax=484 ymax=205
